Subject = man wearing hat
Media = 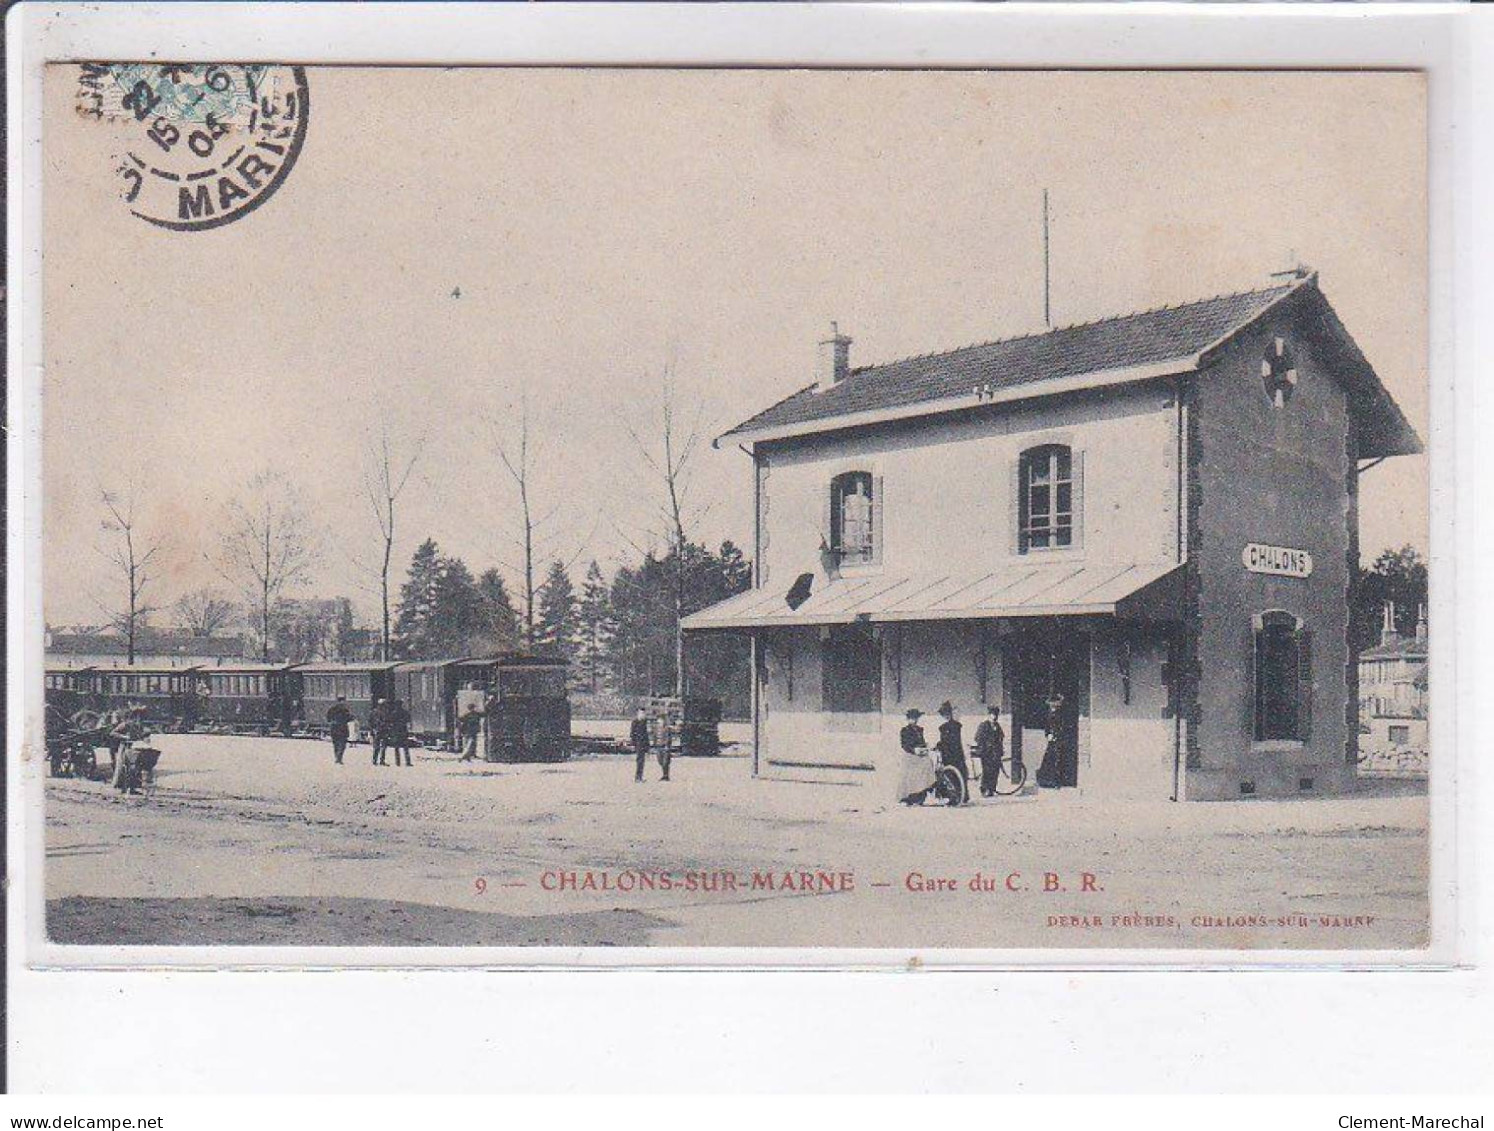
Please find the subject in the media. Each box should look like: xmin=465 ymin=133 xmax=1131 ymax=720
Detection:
xmin=896 ymin=708 xmax=936 ymax=805
xmin=974 ymin=704 xmax=1007 ymax=797
xmin=326 ymin=696 xmax=352 ymax=765
xmin=369 ymin=698 xmax=390 ymax=766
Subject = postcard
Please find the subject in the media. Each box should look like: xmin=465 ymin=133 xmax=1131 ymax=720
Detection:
xmin=33 ymin=63 xmax=1432 ymax=959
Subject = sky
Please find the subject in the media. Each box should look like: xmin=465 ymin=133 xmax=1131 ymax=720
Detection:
xmin=42 ymin=68 xmax=1428 ymax=628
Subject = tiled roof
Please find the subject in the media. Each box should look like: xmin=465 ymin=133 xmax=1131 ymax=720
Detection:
xmin=724 ymin=284 xmax=1295 ymax=440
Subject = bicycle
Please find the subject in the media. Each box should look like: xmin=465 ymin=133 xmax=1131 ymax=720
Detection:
xmin=972 ymin=746 xmax=1027 ymax=797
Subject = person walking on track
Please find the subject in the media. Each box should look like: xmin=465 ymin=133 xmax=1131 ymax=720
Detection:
xmin=326 ymin=696 xmax=352 ymax=765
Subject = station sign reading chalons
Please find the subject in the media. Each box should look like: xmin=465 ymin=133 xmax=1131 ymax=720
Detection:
xmin=1241 ymin=543 xmax=1314 ymax=578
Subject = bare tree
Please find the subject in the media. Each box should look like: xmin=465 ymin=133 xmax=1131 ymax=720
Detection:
xmin=172 ymin=587 xmax=240 ymax=637
xmin=360 ymin=423 xmax=424 ymax=661
xmin=97 ymin=485 xmax=164 ymax=664
xmin=213 ymin=470 xmax=321 ymax=662
xmin=480 ymin=400 xmax=601 ymax=653
xmin=625 ymin=368 xmax=710 ymax=699
xmin=486 ymin=400 xmax=542 ymax=647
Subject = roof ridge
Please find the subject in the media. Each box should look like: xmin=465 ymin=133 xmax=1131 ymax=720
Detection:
xmin=847 ymin=281 xmax=1295 ymax=378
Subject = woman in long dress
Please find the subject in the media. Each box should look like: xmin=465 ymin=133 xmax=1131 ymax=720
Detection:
xmin=896 ymin=708 xmax=937 ymax=805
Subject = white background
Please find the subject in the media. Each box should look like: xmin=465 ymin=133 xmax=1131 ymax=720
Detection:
xmin=7 ymin=1 xmax=1491 ymax=1094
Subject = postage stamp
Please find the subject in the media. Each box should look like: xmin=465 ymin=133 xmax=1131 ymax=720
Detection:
xmin=72 ymin=62 xmax=309 ymax=231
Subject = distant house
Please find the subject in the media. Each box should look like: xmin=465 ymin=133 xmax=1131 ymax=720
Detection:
xmin=684 ymin=272 xmax=1421 ymax=801
xmin=1358 ymin=602 xmax=1428 ymax=751
xmin=45 ymin=628 xmax=249 ymax=668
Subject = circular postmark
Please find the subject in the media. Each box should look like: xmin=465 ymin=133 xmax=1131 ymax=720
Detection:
xmin=74 ymin=63 xmax=309 ymax=232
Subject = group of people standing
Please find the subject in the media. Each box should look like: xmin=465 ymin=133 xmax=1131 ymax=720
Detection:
xmin=896 ymin=700 xmax=1010 ymax=806
xmin=324 ymin=695 xmax=414 ymax=767
xmin=629 ymin=708 xmax=671 ymax=783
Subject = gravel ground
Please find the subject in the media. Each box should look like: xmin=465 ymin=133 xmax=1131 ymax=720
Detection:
xmin=44 ymin=733 xmax=1429 ymax=950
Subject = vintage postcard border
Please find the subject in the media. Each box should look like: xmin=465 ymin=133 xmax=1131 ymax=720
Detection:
xmin=7 ymin=3 xmax=1468 ymax=974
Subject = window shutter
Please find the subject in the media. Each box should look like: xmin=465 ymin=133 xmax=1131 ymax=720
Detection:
xmin=1251 ymin=622 xmax=1263 ymax=741
xmin=822 ymin=479 xmax=834 ymax=563
xmin=871 ymin=474 xmax=885 ymax=566
xmin=1297 ymin=627 xmax=1313 ymax=741
xmin=1010 ymin=457 xmax=1025 ymax=556
xmin=1071 ymin=449 xmax=1085 ymax=550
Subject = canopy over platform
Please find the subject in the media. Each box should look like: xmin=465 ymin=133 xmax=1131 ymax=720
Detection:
xmin=682 ymin=560 xmax=1183 ymax=632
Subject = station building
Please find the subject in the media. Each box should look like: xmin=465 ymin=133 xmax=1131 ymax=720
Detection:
xmin=683 ymin=272 xmax=1421 ymax=800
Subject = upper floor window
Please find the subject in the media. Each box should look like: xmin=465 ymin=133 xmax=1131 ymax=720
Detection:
xmin=1017 ymin=444 xmax=1079 ymax=552
xmin=829 ymin=471 xmax=878 ymax=566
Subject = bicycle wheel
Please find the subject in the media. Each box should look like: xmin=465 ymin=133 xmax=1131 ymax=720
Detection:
xmin=935 ymin=767 xmax=968 ymax=806
xmin=990 ymin=758 xmax=1026 ymax=796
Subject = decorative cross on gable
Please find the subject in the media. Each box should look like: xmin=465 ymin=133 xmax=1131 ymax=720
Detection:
xmin=1261 ymin=336 xmax=1298 ymax=408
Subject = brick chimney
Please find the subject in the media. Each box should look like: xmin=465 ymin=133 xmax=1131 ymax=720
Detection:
xmin=815 ymin=322 xmax=852 ymax=391
xmin=1381 ymin=601 xmax=1399 ymax=648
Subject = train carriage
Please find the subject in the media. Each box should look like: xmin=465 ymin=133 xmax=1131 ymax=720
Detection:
xmin=43 ymin=651 xmax=570 ymax=757
xmin=44 ymin=662 xmax=100 ymax=722
xmin=295 ymin=661 xmax=396 ymax=739
xmin=86 ymin=663 xmax=203 ymax=732
xmin=195 ymin=663 xmax=300 ymax=734
xmin=391 ymin=660 xmax=462 ymax=747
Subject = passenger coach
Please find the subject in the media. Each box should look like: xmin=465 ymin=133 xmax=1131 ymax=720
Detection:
xmin=85 ymin=663 xmax=203 ymax=731
xmin=194 ymin=663 xmax=302 ymax=735
xmin=297 ymin=661 xmax=396 ymax=738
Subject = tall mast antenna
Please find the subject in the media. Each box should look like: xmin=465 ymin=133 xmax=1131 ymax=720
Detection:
xmin=1042 ymin=188 xmax=1052 ymax=329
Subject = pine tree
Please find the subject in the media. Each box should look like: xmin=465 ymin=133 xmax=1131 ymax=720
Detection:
xmin=430 ymin=557 xmax=484 ymax=657
xmin=477 ymin=567 xmax=520 ymax=654
xmin=605 ymin=540 xmax=752 ymax=713
xmin=577 ymin=560 xmax=615 ymax=693
xmin=535 ymin=560 xmax=579 ymax=661
xmin=393 ymin=539 xmax=444 ymax=658
xmin=393 ymin=541 xmax=492 ymax=658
